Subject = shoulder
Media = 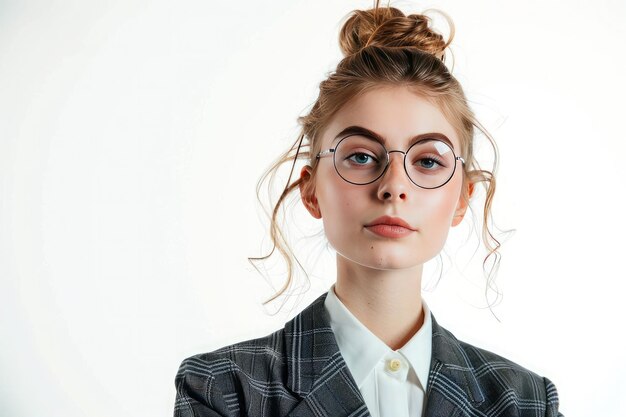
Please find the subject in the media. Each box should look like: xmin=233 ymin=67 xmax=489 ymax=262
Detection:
xmin=459 ymin=333 xmax=547 ymax=389
xmin=176 ymin=292 xmax=329 ymax=389
xmin=461 ymin=339 xmax=562 ymax=415
xmin=174 ymin=328 xmax=297 ymax=416
xmin=180 ymin=326 xmax=287 ymax=373
xmin=174 ymin=293 xmax=334 ymax=416
xmin=431 ymin=318 xmax=562 ymax=416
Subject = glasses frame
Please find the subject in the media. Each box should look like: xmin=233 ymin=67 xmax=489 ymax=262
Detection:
xmin=315 ymin=134 xmax=466 ymax=189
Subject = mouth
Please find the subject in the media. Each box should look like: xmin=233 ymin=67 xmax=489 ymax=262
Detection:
xmin=364 ymin=215 xmax=416 ymax=231
xmin=364 ymin=224 xmax=415 ymax=238
xmin=364 ymin=215 xmax=416 ymax=238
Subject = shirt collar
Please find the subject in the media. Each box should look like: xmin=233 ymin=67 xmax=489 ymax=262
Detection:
xmin=324 ymin=284 xmax=432 ymax=390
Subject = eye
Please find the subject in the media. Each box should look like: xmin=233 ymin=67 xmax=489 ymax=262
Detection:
xmin=415 ymin=156 xmax=445 ymax=170
xmin=419 ymin=158 xmax=438 ymax=169
xmin=346 ymin=152 xmax=378 ymax=166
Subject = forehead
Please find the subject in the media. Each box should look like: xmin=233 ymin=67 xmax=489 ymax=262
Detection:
xmin=322 ymin=86 xmax=461 ymax=152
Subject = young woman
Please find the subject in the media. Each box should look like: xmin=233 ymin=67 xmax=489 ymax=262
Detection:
xmin=173 ymin=2 xmax=563 ymax=416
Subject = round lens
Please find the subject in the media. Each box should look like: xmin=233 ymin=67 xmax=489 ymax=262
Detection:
xmin=406 ymin=139 xmax=457 ymax=188
xmin=333 ymin=135 xmax=387 ymax=184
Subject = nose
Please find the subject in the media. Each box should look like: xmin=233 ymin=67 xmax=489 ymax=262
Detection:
xmin=377 ymin=150 xmax=409 ymax=201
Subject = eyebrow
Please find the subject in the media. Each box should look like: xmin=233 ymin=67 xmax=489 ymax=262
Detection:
xmin=332 ymin=125 xmax=456 ymax=151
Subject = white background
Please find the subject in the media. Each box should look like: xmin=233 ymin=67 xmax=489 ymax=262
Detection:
xmin=1 ymin=0 xmax=625 ymax=416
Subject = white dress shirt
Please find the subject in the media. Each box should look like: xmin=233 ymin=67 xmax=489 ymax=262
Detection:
xmin=324 ymin=284 xmax=432 ymax=417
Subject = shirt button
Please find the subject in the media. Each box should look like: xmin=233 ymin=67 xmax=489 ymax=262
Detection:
xmin=387 ymin=358 xmax=402 ymax=372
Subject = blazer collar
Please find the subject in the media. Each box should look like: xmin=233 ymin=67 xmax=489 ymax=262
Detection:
xmin=283 ymin=291 xmax=485 ymax=417
xmin=284 ymin=292 xmax=369 ymax=416
xmin=424 ymin=315 xmax=486 ymax=417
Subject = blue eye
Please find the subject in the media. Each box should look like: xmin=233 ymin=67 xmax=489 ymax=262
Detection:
xmin=414 ymin=155 xmax=445 ymax=171
xmin=347 ymin=152 xmax=376 ymax=165
xmin=419 ymin=158 xmax=438 ymax=169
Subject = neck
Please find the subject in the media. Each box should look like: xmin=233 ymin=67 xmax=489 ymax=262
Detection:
xmin=334 ymin=254 xmax=425 ymax=350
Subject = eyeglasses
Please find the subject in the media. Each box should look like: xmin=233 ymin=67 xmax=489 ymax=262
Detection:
xmin=315 ymin=134 xmax=465 ymax=189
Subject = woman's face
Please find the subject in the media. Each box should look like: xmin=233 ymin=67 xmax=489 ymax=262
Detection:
xmin=300 ymin=85 xmax=470 ymax=270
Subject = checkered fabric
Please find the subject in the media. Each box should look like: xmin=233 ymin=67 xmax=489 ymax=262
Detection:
xmin=174 ymin=292 xmax=563 ymax=417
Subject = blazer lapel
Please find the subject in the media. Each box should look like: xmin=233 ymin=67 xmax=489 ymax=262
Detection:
xmin=423 ymin=315 xmax=485 ymax=417
xmin=281 ymin=293 xmax=486 ymax=417
xmin=284 ymin=292 xmax=371 ymax=417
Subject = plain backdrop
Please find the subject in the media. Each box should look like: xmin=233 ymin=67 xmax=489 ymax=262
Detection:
xmin=1 ymin=0 xmax=625 ymax=416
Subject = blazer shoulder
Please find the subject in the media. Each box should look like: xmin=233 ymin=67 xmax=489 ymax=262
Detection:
xmin=174 ymin=293 xmax=335 ymax=416
xmin=176 ymin=326 xmax=288 ymax=388
xmin=456 ymin=336 xmax=562 ymax=415
xmin=190 ymin=326 xmax=286 ymax=365
xmin=431 ymin=321 xmax=562 ymax=416
xmin=457 ymin=337 xmax=547 ymax=389
xmin=174 ymin=327 xmax=297 ymax=416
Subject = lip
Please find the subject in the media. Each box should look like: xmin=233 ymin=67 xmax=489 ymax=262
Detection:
xmin=364 ymin=216 xmax=416 ymax=238
xmin=365 ymin=215 xmax=416 ymax=230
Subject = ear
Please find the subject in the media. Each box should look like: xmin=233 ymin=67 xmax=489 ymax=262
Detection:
xmin=299 ymin=165 xmax=322 ymax=219
xmin=451 ymin=181 xmax=474 ymax=227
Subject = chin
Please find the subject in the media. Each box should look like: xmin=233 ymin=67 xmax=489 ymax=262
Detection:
xmin=347 ymin=250 xmax=428 ymax=270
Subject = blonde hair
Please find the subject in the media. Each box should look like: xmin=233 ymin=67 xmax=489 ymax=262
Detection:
xmin=249 ymin=1 xmax=501 ymax=307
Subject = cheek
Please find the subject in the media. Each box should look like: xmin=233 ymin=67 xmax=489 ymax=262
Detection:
xmin=316 ymin=161 xmax=355 ymax=200
xmin=318 ymin=182 xmax=359 ymax=224
xmin=418 ymin=180 xmax=462 ymax=228
xmin=315 ymin=173 xmax=363 ymax=239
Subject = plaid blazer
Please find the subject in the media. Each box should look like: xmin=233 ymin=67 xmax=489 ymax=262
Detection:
xmin=174 ymin=292 xmax=563 ymax=417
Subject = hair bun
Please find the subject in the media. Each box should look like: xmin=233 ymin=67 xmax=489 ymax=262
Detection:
xmin=339 ymin=5 xmax=453 ymax=60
